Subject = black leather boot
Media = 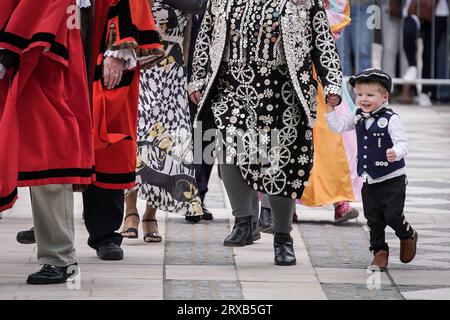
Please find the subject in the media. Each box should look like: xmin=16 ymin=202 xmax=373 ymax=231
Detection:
xmin=258 ymin=207 xmax=273 ymax=234
xmin=223 ymin=215 xmax=253 ymax=247
xmin=274 ymin=233 xmax=296 ymax=266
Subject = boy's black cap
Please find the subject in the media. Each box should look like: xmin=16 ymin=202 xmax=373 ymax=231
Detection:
xmin=349 ymin=68 xmax=392 ymax=94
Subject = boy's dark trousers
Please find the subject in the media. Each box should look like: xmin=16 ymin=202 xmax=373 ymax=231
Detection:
xmin=361 ymin=175 xmax=414 ymax=253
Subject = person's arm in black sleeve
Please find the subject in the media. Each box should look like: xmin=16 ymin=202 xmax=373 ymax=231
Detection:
xmin=161 ymin=0 xmax=207 ymax=14
xmin=309 ymin=1 xmax=343 ymax=105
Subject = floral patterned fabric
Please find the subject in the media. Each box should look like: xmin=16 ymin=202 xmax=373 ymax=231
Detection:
xmin=133 ymin=1 xmax=202 ymax=216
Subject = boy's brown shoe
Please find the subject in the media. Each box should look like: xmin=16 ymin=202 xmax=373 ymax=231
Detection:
xmin=370 ymin=250 xmax=389 ymax=271
xmin=400 ymin=231 xmax=418 ymax=263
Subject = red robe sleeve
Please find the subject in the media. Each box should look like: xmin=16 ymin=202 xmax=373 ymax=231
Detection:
xmin=91 ymin=0 xmax=164 ymax=190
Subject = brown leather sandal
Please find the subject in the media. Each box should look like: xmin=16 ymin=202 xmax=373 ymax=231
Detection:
xmin=120 ymin=213 xmax=140 ymax=239
xmin=142 ymin=219 xmax=162 ymax=243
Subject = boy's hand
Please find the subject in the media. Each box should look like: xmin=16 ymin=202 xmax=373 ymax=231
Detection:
xmin=326 ymin=94 xmax=340 ymax=108
xmin=386 ymin=148 xmax=396 ymax=162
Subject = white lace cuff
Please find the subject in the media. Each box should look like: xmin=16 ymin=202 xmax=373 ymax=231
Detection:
xmin=104 ymin=49 xmax=138 ymax=70
xmin=77 ymin=0 xmax=91 ymax=8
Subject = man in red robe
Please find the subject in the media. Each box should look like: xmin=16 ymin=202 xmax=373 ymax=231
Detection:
xmin=14 ymin=0 xmax=164 ymax=262
xmin=0 ymin=0 xmax=94 ymax=284
xmin=81 ymin=0 xmax=164 ymax=260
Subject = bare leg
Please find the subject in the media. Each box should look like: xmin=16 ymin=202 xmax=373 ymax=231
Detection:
xmin=121 ymin=190 xmax=140 ymax=238
xmin=142 ymin=205 xmax=161 ymax=242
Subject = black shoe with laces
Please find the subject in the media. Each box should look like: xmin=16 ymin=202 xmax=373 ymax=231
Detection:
xmin=26 ymin=263 xmax=79 ymax=285
xmin=17 ymin=227 xmax=36 ymax=244
xmin=97 ymin=243 xmax=124 ymax=260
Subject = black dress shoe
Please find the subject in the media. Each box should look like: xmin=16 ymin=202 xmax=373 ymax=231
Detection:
xmin=274 ymin=233 xmax=296 ymax=266
xmin=185 ymin=215 xmax=201 ymax=223
xmin=17 ymin=227 xmax=36 ymax=244
xmin=223 ymin=215 xmax=253 ymax=247
xmin=201 ymin=205 xmax=214 ymax=221
xmin=258 ymin=207 xmax=273 ymax=234
xmin=97 ymin=243 xmax=124 ymax=260
xmin=26 ymin=263 xmax=79 ymax=285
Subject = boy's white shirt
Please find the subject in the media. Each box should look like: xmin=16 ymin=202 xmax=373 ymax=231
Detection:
xmin=325 ymin=105 xmax=408 ymax=184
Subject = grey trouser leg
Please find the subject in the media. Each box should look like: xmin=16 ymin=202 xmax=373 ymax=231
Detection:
xmin=260 ymin=192 xmax=295 ymax=233
xmin=220 ymin=164 xmax=259 ymax=223
xmin=220 ymin=164 xmax=294 ymax=231
xmin=31 ymin=184 xmax=76 ymax=267
xmin=267 ymin=195 xmax=295 ymax=234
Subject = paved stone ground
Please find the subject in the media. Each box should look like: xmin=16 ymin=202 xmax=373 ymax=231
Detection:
xmin=0 ymin=103 xmax=449 ymax=300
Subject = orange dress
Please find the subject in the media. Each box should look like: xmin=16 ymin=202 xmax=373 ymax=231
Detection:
xmin=301 ymin=0 xmax=361 ymax=206
xmin=301 ymin=81 xmax=357 ymax=206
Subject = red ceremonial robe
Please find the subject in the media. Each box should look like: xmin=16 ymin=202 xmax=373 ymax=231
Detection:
xmin=0 ymin=0 xmax=94 ymax=212
xmin=90 ymin=0 xmax=163 ymax=190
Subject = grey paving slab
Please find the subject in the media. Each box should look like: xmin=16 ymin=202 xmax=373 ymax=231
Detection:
xmin=315 ymin=267 xmax=391 ymax=285
xmin=164 ymin=280 xmax=243 ymax=300
xmin=399 ymin=286 xmax=450 ymax=300
xmin=89 ymin=281 xmax=163 ymax=299
xmin=321 ymin=283 xmax=403 ymax=300
xmin=165 ymin=265 xmax=237 ymax=281
xmin=241 ymin=281 xmax=326 ymax=300
xmin=164 ymin=216 xmax=235 ymax=266
xmin=389 ymin=270 xmax=450 ymax=286
xmin=297 ymin=222 xmax=373 ymax=270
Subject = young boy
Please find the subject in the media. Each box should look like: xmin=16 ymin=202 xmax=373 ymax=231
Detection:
xmin=325 ymin=68 xmax=418 ymax=270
